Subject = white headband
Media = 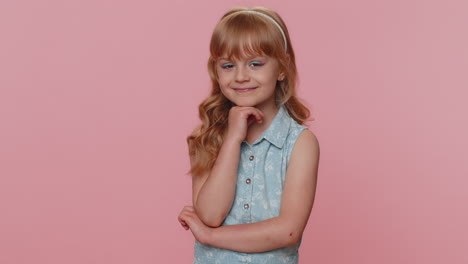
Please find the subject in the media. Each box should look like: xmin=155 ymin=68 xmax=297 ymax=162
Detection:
xmin=232 ymin=10 xmax=288 ymax=52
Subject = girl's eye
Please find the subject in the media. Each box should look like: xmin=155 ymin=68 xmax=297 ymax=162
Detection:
xmin=221 ymin=63 xmax=234 ymax=69
xmin=249 ymin=61 xmax=264 ymax=67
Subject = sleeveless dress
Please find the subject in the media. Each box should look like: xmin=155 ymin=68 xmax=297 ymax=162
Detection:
xmin=193 ymin=106 xmax=308 ymax=264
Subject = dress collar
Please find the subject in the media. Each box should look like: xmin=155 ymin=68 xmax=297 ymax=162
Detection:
xmin=250 ymin=106 xmax=291 ymax=148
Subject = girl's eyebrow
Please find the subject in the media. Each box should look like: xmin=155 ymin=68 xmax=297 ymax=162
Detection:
xmin=247 ymin=57 xmax=265 ymax=60
xmin=219 ymin=55 xmax=267 ymax=61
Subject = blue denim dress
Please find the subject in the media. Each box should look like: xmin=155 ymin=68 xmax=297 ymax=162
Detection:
xmin=193 ymin=106 xmax=308 ymax=264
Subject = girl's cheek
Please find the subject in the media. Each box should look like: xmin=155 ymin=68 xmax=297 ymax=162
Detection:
xmin=217 ymin=73 xmax=232 ymax=84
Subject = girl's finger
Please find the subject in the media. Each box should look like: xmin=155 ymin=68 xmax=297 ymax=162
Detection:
xmin=243 ymin=108 xmax=263 ymax=123
xmin=181 ymin=222 xmax=189 ymax=230
xmin=178 ymin=210 xmax=190 ymax=224
xmin=185 ymin=206 xmax=195 ymax=212
xmin=247 ymin=115 xmax=256 ymax=126
xmin=252 ymin=108 xmax=264 ymax=122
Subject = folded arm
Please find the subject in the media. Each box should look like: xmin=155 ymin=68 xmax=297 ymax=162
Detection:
xmin=192 ymin=138 xmax=241 ymax=227
xmin=181 ymin=130 xmax=320 ymax=253
xmin=192 ymin=107 xmax=266 ymax=227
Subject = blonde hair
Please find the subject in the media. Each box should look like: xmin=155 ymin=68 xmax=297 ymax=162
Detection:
xmin=187 ymin=7 xmax=310 ymax=177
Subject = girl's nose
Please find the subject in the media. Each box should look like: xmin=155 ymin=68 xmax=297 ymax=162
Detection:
xmin=235 ymin=66 xmax=250 ymax=82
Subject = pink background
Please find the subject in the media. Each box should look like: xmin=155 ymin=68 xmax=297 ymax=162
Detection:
xmin=1 ymin=0 xmax=467 ymax=263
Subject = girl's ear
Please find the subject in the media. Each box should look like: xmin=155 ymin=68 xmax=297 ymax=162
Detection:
xmin=278 ymin=72 xmax=286 ymax=81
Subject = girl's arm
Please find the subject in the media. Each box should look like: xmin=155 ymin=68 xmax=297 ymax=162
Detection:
xmin=191 ymin=138 xmax=241 ymax=227
xmin=180 ymin=130 xmax=319 ymax=252
xmin=192 ymin=107 xmax=264 ymax=227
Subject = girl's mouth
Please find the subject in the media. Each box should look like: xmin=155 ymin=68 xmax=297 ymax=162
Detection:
xmin=233 ymin=87 xmax=257 ymax=92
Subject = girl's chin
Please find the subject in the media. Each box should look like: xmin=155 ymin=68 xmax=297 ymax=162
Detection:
xmin=226 ymin=96 xmax=274 ymax=108
xmin=231 ymin=102 xmax=257 ymax=107
xmin=231 ymin=100 xmax=273 ymax=109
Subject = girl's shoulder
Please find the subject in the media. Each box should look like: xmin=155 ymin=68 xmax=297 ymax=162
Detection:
xmin=287 ymin=116 xmax=319 ymax=153
xmin=298 ymin=129 xmax=319 ymax=147
xmin=287 ymin=116 xmax=309 ymax=139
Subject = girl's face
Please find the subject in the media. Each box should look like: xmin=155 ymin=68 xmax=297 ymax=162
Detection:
xmin=216 ymin=54 xmax=284 ymax=109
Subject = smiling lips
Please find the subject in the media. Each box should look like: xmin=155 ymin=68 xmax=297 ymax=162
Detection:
xmin=233 ymin=87 xmax=257 ymax=92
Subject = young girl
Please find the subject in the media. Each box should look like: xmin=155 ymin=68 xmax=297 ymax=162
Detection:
xmin=178 ymin=6 xmax=319 ymax=264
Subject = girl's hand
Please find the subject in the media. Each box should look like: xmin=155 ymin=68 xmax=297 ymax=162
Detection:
xmin=178 ymin=206 xmax=213 ymax=245
xmin=225 ymin=106 xmax=264 ymax=144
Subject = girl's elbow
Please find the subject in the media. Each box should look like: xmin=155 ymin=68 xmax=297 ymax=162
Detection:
xmin=194 ymin=205 xmax=224 ymax=227
xmin=279 ymin=217 xmax=306 ymax=247
xmin=282 ymin=229 xmax=303 ymax=247
xmin=204 ymin=220 xmax=223 ymax=228
xmin=199 ymin=213 xmax=224 ymax=228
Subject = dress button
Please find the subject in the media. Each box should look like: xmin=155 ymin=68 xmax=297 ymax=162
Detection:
xmin=244 ymin=204 xmax=250 ymax=209
xmin=246 ymin=178 xmax=251 ymax=184
xmin=249 ymin=155 xmax=254 ymax=161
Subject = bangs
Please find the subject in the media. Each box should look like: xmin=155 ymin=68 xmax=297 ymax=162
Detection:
xmin=210 ymin=13 xmax=284 ymax=60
